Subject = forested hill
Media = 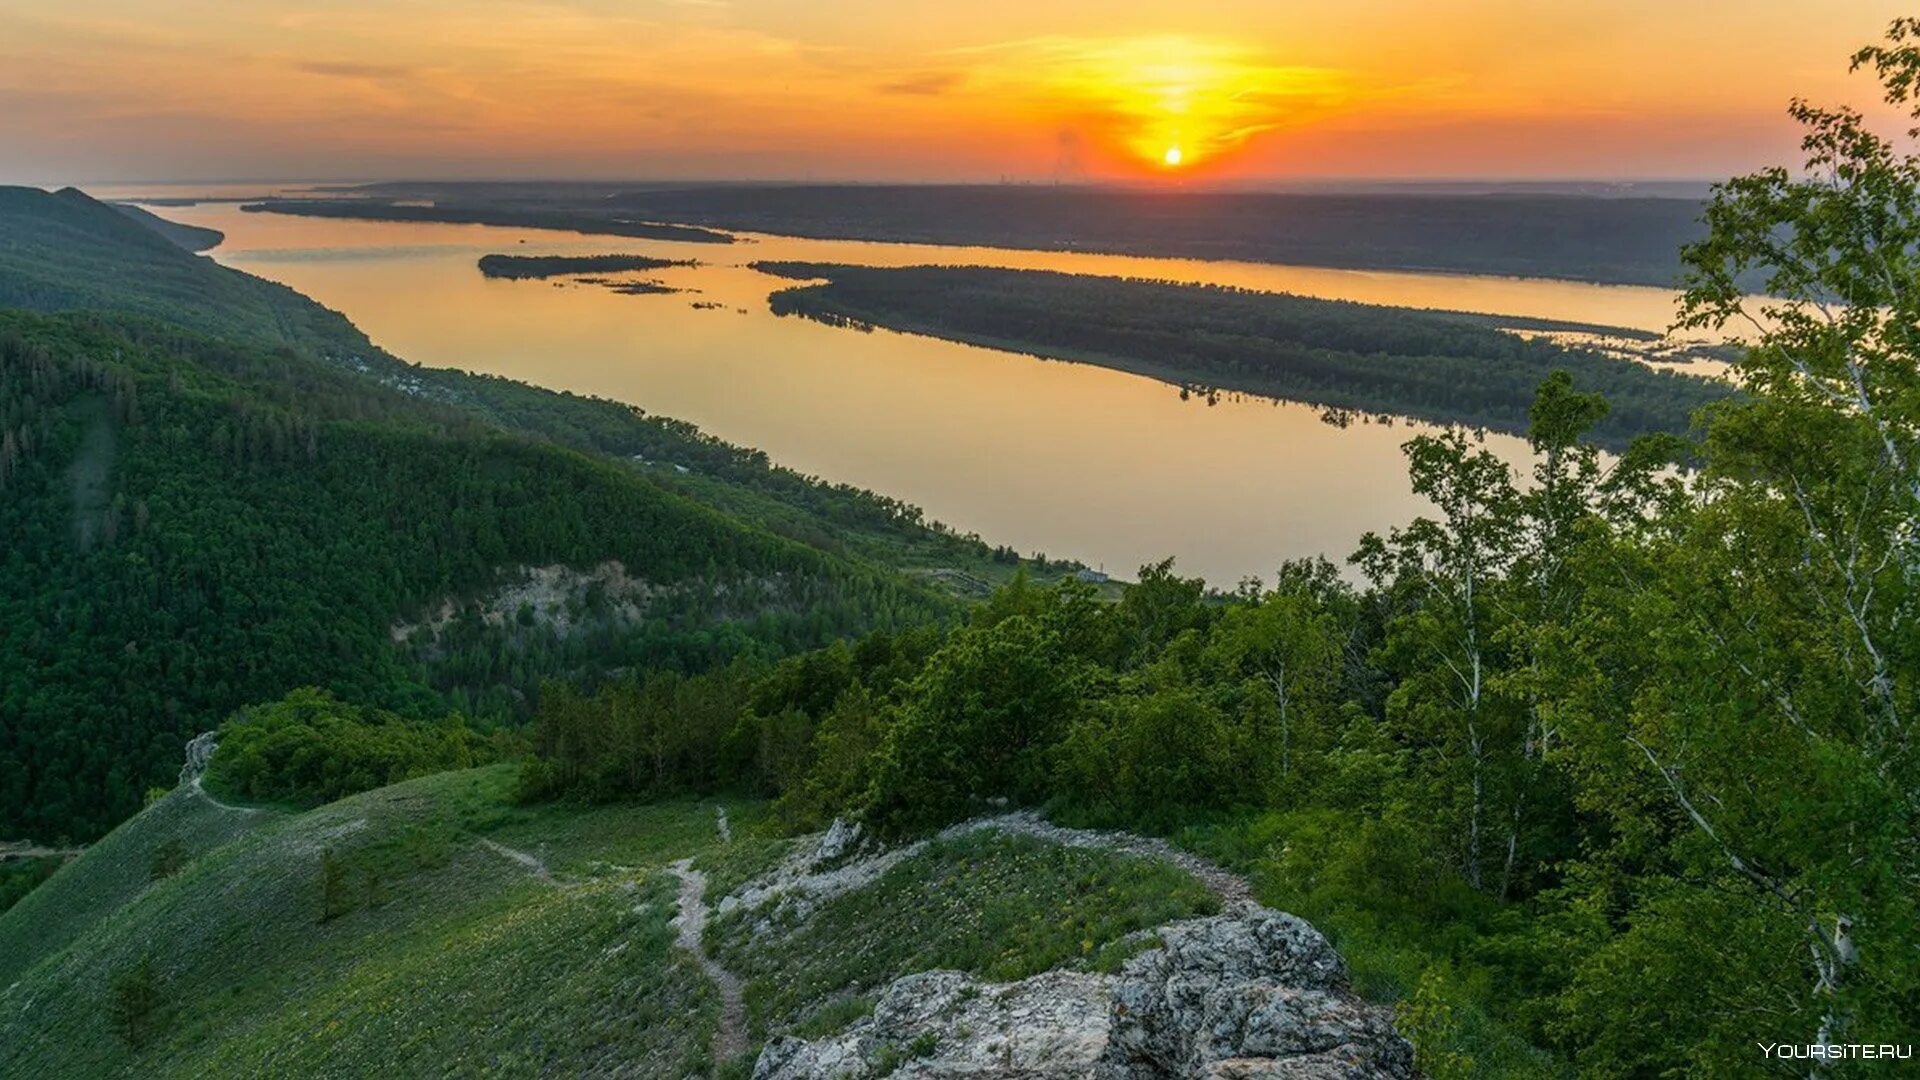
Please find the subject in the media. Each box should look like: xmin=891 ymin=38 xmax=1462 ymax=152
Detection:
xmin=0 ymin=187 xmax=966 ymax=843
xmin=1 ymin=188 xmax=1017 ymax=570
xmin=108 ymin=203 xmax=224 ymax=253
xmin=0 ymin=188 xmax=363 ymax=357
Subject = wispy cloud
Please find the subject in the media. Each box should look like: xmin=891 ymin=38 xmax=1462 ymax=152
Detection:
xmin=292 ymin=59 xmax=414 ymax=80
xmin=879 ymin=71 xmax=968 ymax=96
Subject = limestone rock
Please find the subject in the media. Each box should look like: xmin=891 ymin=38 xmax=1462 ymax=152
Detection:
xmin=1100 ymin=908 xmax=1410 ymax=1078
xmin=815 ymin=817 xmax=867 ymax=866
xmin=758 ymin=969 xmax=1111 ymax=1079
xmin=751 ymin=906 xmax=1414 ymax=1080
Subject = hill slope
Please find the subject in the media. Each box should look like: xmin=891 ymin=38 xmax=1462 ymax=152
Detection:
xmin=0 ymin=186 xmax=969 ymax=842
xmin=108 ymin=203 xmax=224 ymax=252
xmin=0 ymin=766 xmax=1314 ymax=1078
xmin=0 ymin=768 xmax=725 ymax=1077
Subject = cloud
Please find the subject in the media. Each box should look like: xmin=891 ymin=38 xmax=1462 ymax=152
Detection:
xmin=292 ymin=59 xmax=414 ymax=80
xmin=880 ymin=70 xmax=968 ymax=96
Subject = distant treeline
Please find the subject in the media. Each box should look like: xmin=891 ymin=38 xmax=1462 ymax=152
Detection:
xmin=598 ymin=185 xmax=1716 ymax=287
xmin=241 ymin=200 xmax=734 ymax=245
xmin=755 ymin=262 xmax=1730 ymax=445
xmin=477 ymin=254 xmax=697 ymax=279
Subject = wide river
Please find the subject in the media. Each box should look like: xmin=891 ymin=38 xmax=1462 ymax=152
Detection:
xmin=119 ymin=189 xmax=1695 ymax=585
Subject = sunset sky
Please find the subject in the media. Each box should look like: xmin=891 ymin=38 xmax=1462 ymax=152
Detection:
xmin=0 ymin=1 xmax=1908 ymax=185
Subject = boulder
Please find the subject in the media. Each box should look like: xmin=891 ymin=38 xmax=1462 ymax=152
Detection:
xmin=814 ymin=817 xmax=867 ymax=866
xmin=751 ymin=906 xmax=1414 ymax=1080
xmin=1099 ymin=908 xmax=1411 ymax=1079
xmin=757 ymin=970 xmax=1112 ymax=1079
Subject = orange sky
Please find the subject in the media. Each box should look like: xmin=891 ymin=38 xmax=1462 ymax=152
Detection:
xmin=0 ymin=1 xmax=1908 ymax=184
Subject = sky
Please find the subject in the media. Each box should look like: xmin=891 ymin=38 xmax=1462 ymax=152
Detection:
xmin=0 ymin=0 xmax=1909 ymax=185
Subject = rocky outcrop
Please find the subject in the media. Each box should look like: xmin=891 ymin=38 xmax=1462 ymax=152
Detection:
xmin=757 ymin=969 xmax=1113 ymax=1079
xmin=752 ymin=906 xmax=1413 ymax=1080
xmin=1103 ymin=909 xmax=1411 ymax=1079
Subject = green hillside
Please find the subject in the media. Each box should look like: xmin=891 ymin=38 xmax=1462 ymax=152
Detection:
xmin=0 ymin=766 xmax=1211 ymax=1078
xmin=0 ymin=186 xmax=973 ymax=843
xmin=109 ymin=203 xmax=224 ymax=252
xmin=0 ymin=768 xmax=723 ymax=1077
xmin=0 ymin=187 xmax=372 ymax=357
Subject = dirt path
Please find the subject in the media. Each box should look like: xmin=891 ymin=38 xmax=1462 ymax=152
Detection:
xmin=670 ymin=858 xmax=748 ymax=1067
xmin=176 ymin=734 xmax=264 ymax=815
xmin=185 ymin=775 xmax=266 ymax=815
xmin=975 ymin=811 xmax=1252 ymax=904
xmin=724 ymin=810 xmax=1253 ymax=920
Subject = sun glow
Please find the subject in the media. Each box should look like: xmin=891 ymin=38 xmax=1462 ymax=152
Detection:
xmin=986 ymin=36 xmax=1355 ymax=176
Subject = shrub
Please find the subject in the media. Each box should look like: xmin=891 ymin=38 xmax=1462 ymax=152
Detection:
xmin=109 ymin=953 xmax=164 ymax=1049
xmin=208 ymin=688 xmax=483 ymax=806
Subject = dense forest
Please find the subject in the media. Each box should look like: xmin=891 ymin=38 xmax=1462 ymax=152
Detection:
xmin=106 ymin=204 xmax=223 ymax=252
xmin=757 ymin=262 xmax=1729 ymax=446
xmin=0 ymin=187 xmax=1042 ymax=843
xmin=476 ymin=253 xmax=696 ymax=279
xmin=238 ymin=198 xmax=734 ymax=245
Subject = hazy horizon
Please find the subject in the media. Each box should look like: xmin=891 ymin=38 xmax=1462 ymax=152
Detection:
xmin=68 ymin=177 xmax=1728 ymax=196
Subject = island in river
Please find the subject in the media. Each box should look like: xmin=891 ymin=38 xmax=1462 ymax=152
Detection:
xmin=477 ymin=253 xmax=698 ymax=279
xmin=754 ymin=261 xmax=1730 ymax=446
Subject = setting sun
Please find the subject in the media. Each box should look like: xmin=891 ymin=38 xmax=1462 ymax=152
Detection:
xmin=1163 ymin=146 xmax=1184 ymax=166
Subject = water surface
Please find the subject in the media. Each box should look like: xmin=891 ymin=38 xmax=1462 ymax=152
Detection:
xmin=120 ymin=193 xmax=1689 ymax=584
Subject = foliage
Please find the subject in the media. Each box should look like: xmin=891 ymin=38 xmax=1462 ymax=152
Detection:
xmin=0 ymin=185 xmax=963 ymax=842
xmin=208 ymin=689 xmax=484 ymax=808
xmin=517 ymin=664 xmax=755 ymax=802
xmin=109 ymin=953 xmax=163 ymax=1049
xmin=0 ymin=857 xmax=62 ymax=915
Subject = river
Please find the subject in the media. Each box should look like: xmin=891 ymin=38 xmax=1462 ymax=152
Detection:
xmin=110 ymin=186 xmax=1697 ymax=585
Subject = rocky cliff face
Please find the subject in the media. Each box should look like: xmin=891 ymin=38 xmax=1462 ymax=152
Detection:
xmin=753 ymin=904 xmax=1414 ymax=1080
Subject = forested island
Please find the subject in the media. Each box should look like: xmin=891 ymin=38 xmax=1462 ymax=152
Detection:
xmin=240 ymin=198 xmax=735 ymax=244
xmin=477 ymin=253 xmax=698 ymax=279
xmin=756 ymin=261 xmax=1729 ymax=445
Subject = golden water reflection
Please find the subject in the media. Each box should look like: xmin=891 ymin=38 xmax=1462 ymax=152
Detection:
xmin=135 ymin=198 xmax=1687 ymax=584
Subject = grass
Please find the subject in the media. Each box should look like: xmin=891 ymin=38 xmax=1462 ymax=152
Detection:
xmin=694 ymin=823 xmax=798 ymax=899
xmin=711 ymin=829 xmax=1217 ymax=1041
xmin=0 ymin=786 xmax=277 ymax=989
xmin=5 ymin=769 xmax=1257 ymax=1078
xmin=0 ymin=766 xmax=746 ymax=1078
